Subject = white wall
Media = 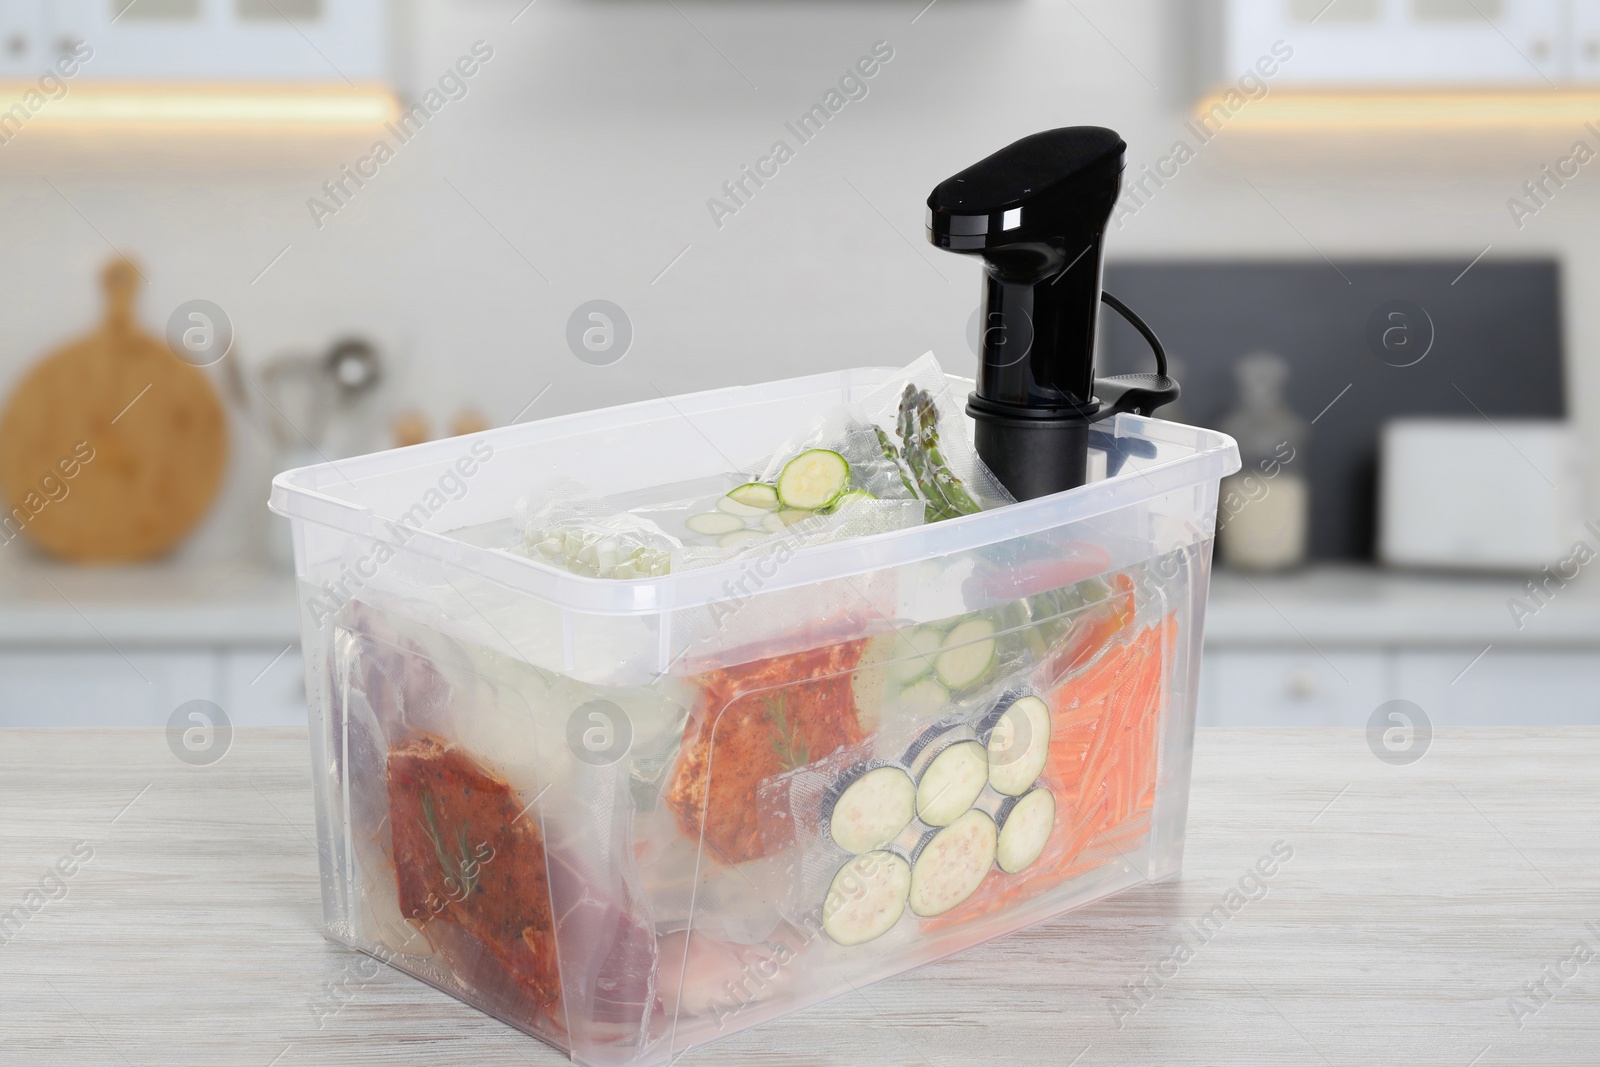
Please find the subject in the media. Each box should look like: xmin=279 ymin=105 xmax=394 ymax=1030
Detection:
xmin=0 ymin=0 xmax=1594 ymax=564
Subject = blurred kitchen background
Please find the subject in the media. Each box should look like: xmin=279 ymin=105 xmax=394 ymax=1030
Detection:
xmin=0 ymin=0 xmax=1596 ymax=728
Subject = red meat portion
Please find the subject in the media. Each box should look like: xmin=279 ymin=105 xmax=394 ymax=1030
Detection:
xmin=387 ymin=734 xmax=561 ymax=1014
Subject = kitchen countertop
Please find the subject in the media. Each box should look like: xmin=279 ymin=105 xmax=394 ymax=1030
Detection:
xmin=0 ymin=559 xmax=299 ymax=647
xmin=3 ymin=727 xmax=1595 ymax=1065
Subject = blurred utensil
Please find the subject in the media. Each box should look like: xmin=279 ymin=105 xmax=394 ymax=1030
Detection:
xmin=325 ymin=337 xmax=382 ymax=404
xmin=391 ymin=411 xmax=430 ymax=448
xmin=449 ymin=409 xmax=489 ymax=437
xmin=256 ymin=352 xmax=331 ymax=452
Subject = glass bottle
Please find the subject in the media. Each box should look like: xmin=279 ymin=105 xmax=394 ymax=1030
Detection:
xmin=1217 ymin=351 xmax=1310 ymax=571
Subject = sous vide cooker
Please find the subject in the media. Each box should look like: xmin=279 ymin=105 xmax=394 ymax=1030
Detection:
xmin=928 ymin=126 xmax=1179 ymax=500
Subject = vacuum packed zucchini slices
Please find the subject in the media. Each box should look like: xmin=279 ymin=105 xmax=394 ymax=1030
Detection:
xmin=896 ymin=676 xmax=950 ymax=716
xmin=826 ymin=488 xmax=876 ymax=512
xmin=725 ymin=482 xmax=780 ymax=512
xmin=983 ymin=695 xmax=1052 ymax=797
xmin=914 ymin=739 xmax=989 ymax=827
xmin=689 ymin=483 xmax=789 ymax=545
xmin=715 ymin=497 xmax=768 ymax=518
xmin=777 ymin=449 xmax=850 ymax=510
xmin=908 ymin=809 xmax=998 ymax=917
xmin=692 ymin=451 xmax=857 ymax=547
xmin=934 ymin=617 xmax=998 ymax=690
xmin=823 ymin=850 xmax=912 ymax=946
xmin=995 ymin=788 xmax=1055 ymax=874
xmin=890 ymin=627 xmax=946 ymax=686
xmin=685 ymin=511 xmax=746 ymax=536
xmin=717 ymin=528 xmax=770 ymax=549
xmin=827 ymin=765 xmax=916 ymax=854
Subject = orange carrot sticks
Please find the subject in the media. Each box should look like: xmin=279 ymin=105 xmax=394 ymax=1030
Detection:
xmin=1044 ymin=574 xmax=1136 ymax=684
xmin=918 ymin=612 xmax=1179 ymax=932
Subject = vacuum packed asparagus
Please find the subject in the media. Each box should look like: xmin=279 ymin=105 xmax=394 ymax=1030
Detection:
xmin=895 ymin=385 xmax=983 ymax=521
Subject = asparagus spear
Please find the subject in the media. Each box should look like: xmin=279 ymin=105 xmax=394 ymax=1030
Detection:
xmin=897 ymin=385 xmax=982 ymax=520
xmin=894 ymin=389 xmax=955 ymax=520
xmin=874 ymin=424 xmax=921 ymax=503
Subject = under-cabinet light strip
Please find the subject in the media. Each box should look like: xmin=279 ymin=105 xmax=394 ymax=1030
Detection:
xmin=1194 ymin=89 xmax=1600 ymax=130
xmin=0 ymin=83 xmax=398 ymax=128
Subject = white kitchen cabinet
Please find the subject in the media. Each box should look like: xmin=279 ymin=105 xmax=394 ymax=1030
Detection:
xmin=0 ymin=646 xmax=310 ymax=728
xmin=0 ymin=0 xmax=389 ymax=80
xmin=0 ymin=649 xmax=216 ymax=727
xmin=0 ymin=3 xmax=47 ymax=79
xmin=0 ymin=562 xmax=303 ymax=728
xmin=1201 ymin=646 xmax=1600 ymax=727
xmin=1395 ymin=649 xmax=1600 ymax=725
xmin=1574 ymin=0 xmax=1600 ymax=77
xmin=1226 ymin=0 xmax=1571 ymax=84
xmin=1199 ymin=648 xmax=1391 ymax=727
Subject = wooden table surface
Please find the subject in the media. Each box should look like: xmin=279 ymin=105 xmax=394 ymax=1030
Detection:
xmin=3 ymin=727 xmax=1596 ymax=1066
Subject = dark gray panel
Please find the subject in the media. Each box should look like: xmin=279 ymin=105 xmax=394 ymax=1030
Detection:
xmin=1100 ymin=259 xmax=1564 ymax=561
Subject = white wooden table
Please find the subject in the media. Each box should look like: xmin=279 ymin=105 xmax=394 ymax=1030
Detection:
xmin=3 ymin=728 xmax=1596 ymax=1066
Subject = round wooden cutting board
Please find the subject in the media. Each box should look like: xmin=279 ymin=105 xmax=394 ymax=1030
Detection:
xmin=0 ymin=258 xmax=228 ymax=562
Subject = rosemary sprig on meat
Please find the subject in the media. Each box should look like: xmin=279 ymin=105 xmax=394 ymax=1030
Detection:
xmin=417 ymin=790 xmax=481 ymax=900
xmin=766 ymin=691 xmax=809 ymax=772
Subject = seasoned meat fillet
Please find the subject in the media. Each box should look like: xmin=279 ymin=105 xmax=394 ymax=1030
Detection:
xmin=387 ymin=735 xmax=561 ymax=1012
xmin=666 ymin=640 xmax=865 ymax=865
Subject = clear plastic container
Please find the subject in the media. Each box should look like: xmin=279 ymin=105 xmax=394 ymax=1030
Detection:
xmin=269 ymin=366 xmax=1240 ymax=1066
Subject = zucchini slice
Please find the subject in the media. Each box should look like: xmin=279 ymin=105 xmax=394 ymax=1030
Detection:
xmin=826 ymin=488 xmax=876 ymax=512
xmin=914 ymin=739 xmax=989 ymax=827
xmin=716 ymin=496 xmax=770 ymax=518
xmin=777 ymin=449 xmax=850 ymax=510
xmin=908 ymin=809 xmax=997 ymax=917
xmin=717 ymin=528 xmax=770 ymax=549
xmin=686 ymin=511 xmax=744 ymax=536
xmin=995 ymin=788 xmax=1055 ymax=874
xmin=822 ymin=850 xmax=911 ymax=946
xmin=889 ymin=627 xmax=945 ymax=686
xmin=777 ymin=508 xmax=814 ymax=526
xmin=759 ymin=512 xmax=787 ymax=534
xmin=726 ymin=482 xmax=780 ymax=511
xmin=901 ymin=720 xmax=963 ymax=768
xmin=895 ymin=676 xmax=950 ymax=717
xmin=852 ymin=653 xmax=949 ymax=739
xmin=984 ymin=694 xmax=1052 ymax=797
xmin=826 ymin=765 xmax=916 ymax=854
xmin=849 ymin=633 xmax=899 ymax=735
xmin=934 ymin=617 xmax=998 ymax=691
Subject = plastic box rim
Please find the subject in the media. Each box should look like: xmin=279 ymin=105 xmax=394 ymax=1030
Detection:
xmin=269 ymin=366 xmax=1240 ymax=616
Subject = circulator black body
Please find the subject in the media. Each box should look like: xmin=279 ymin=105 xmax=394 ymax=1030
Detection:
xmin=928 ymin=127 xmax=1177 ymax=500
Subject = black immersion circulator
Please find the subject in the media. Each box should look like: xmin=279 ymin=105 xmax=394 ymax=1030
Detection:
xmin=927 ymin=127 xmax=1179 ymax=500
